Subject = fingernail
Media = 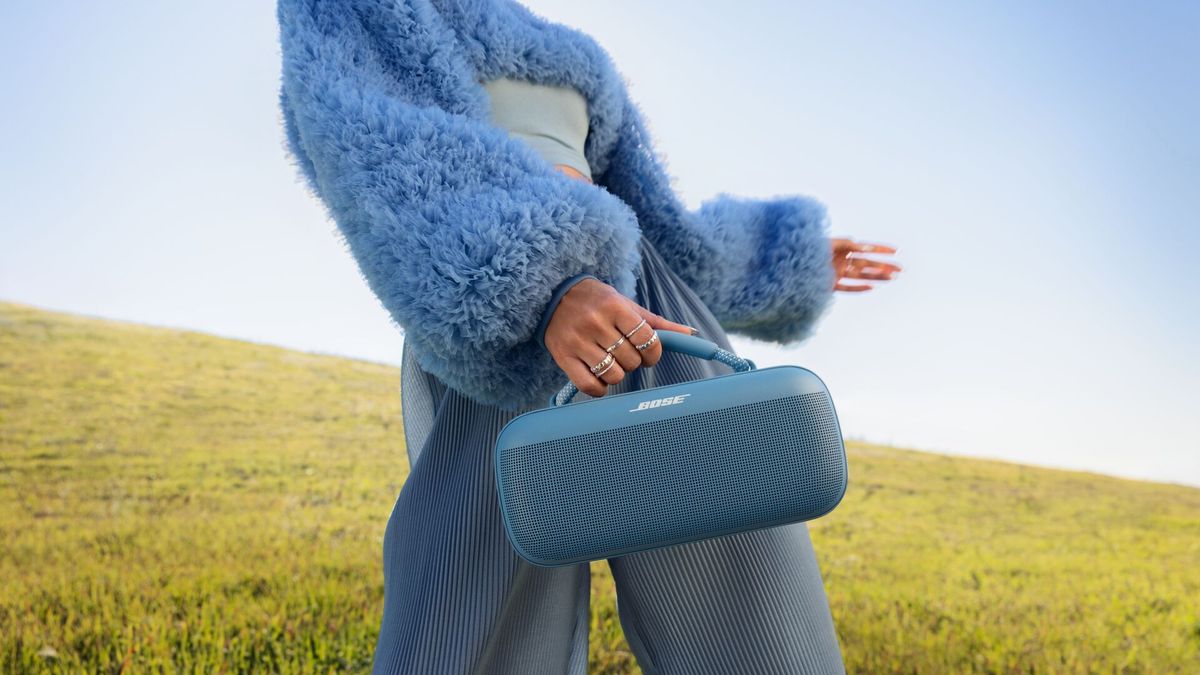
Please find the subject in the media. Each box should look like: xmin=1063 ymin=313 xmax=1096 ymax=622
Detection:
xmin=690 ymin=328 xmax=701 ymax=336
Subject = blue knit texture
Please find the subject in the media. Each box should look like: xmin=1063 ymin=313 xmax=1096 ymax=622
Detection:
xmin=276 ymin=0 xmax=835 ymax=410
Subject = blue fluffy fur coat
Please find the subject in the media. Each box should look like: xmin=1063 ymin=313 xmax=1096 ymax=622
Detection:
xmin=276 ymin=0 xmax=836 ymax=410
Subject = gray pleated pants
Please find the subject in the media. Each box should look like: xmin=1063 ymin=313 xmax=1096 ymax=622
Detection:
xmin=372 ymin=233 xmax=845 ymax=674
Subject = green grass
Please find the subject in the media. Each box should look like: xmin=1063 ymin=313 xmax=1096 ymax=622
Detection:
xmin=1 ymin=300 xmax=1197 ymax=673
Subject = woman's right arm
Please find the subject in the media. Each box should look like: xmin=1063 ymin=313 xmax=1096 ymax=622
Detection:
xmin=277 ymin=0 xmax=645 ymax=410
xmin=537 ymin=167 xmax=698 ymax=399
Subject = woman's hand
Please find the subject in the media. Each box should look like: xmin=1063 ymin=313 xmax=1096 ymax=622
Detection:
xmin=831 ymin=238 xmax=901 ymax=292
xmin=543 ymin=278 xmax=698 ymax=399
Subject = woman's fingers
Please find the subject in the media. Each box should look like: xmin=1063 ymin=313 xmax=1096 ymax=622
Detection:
xmin=841 ymin=241 xmax=897 ymax=255
xmin=847 ymin=258 xmax=902 ymax=273
xmin=554 ymin=336 xmax=625 ymax=399
xmin=629 ymin=305 xmax=690 ymax=367
xmin=592 ymin=293 xmax=664 ymax=369
xmin=629 ymin=302 xmax=695 ymax=336
xmin=556 ymin=354 xmax=610 ymax=398
xmin=846 ymin=269 xmax=897 ymax=281
xmin=830 ymin=237 xmax=901 ymax=293
xmin=843 ymin=257 xmax=902 ymax=280
xmin=543 ymin=275 xmax=700 ymax=398
xmin=573 ymin=303 xmax=686 ymax=400
xmin=599 ymin=314 xmax=648 ymax=372
xmin=580 ymin=342 xmax=627 ymax=385
xmin=834 ymin=281 xmax=874 ymax=292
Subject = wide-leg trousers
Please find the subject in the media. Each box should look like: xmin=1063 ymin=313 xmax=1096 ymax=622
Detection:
xmin=371 ymin=232 xmax=845 ymax=674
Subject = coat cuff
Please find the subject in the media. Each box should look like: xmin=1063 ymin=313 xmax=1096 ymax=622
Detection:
xmin=692 ymin=194 xmax=836 ymax=344
xmin=534 ymin=273 xmax=598 ymax=351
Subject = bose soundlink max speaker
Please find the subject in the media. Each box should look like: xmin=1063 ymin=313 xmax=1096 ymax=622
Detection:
xmin=494 ymin=331 xmax=848 ymax=568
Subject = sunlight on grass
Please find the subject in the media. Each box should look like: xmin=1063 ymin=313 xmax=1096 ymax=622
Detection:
xmin=1 ymin=301 xmax=1197 ymax=672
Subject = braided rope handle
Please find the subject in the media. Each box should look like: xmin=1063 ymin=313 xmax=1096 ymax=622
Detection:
xmin=549 ymin=331 xmax=756 ymax=407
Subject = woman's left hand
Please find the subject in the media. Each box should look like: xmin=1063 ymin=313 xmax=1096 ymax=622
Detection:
xmin=831 ymin=238 xmax=901 ymax=292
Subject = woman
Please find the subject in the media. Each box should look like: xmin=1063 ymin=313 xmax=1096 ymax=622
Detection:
xmin=277 ymin=1 xmax=898 ymax=673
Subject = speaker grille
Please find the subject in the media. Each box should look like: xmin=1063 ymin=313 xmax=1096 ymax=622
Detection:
xmin=498 ymin=392 xmax=845 ymax=564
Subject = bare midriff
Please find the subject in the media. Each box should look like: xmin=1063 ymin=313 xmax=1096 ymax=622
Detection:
xmin=554 ymin=164 xmax=592 ymax=183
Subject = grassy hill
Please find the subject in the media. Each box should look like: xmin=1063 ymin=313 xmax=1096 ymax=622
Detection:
xmin=1 ymin=300 xmax=1197 ymax=673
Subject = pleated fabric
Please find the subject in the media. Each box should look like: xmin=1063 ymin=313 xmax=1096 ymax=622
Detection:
xmin=373 ymin=232 xmax=845 ymax=675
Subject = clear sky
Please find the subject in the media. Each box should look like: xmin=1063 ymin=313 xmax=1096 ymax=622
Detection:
xmin=2 ymin=1 xmax=1197 ymax=486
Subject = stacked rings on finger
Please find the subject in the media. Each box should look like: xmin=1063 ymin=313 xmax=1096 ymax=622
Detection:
xmin=635 ymin=330 xmax=659 ymax=351
xmin=604 ymin=318 xmax=646 ymax=353
xmin=605 ymin=335 xmax=625 ymax=353
xmin=590 ymin=319 xmax=650 ymax=382
xmin=590 ymin=352 xmax=615 ymax=375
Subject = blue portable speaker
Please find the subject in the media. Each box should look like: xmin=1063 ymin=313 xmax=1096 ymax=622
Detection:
xmin=493 ymin=330 xmax=848 ymax=568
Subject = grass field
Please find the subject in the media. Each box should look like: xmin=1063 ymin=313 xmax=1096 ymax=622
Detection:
xmin=1 ymin=300 xmax=1197 ymax=673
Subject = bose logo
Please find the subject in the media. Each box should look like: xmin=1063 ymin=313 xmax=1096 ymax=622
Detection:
xmin=629 ymin=394 xmax=691 ymax=412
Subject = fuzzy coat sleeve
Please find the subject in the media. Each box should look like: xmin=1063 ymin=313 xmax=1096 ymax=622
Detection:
xmin=276 ymin=0 xmax=643 ymax=410
xmin=597 ymin=96 xmax=836 ymax=344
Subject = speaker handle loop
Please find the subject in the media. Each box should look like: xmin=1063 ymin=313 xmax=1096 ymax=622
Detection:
xmin=549 ymin=331 xmax=757 ymax=407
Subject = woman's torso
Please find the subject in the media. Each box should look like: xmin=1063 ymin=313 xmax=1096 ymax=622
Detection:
xmin=480 ymin=76 xmax=593 ymax=182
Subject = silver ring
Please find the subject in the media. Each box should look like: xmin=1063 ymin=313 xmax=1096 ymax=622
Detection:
xmin=590 ymin=352 xmax=614 ymax=374
xmin=623 ymin=318 xmax=647 ymax=340
xmin=605 ymin=335 xmax=625 ymax=353
xmin=635 ymin=330 xmax=659 ymax=351
xmin=594 ymin=358 xmax=617 ymax=378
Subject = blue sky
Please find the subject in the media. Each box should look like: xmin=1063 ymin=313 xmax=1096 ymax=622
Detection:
xmin=2 ymin=1 xmax=1197 ymax=486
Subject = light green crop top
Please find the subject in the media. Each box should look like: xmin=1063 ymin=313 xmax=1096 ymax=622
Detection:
xmin=481 ymin=76 xmax=592 ymax=181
